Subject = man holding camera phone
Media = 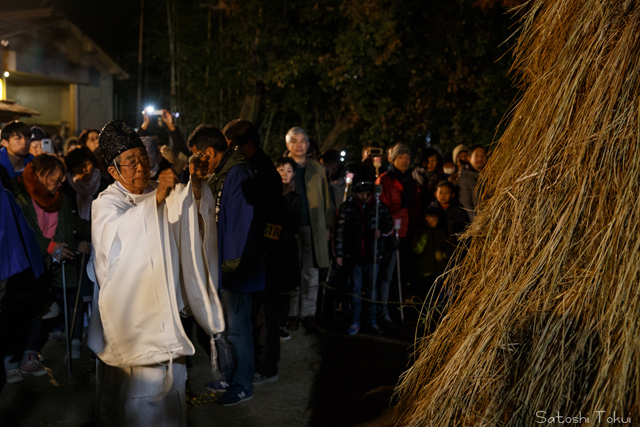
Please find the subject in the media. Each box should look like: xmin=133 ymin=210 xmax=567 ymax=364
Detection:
xmin=28 ymin=126 xmax=54 ymax=157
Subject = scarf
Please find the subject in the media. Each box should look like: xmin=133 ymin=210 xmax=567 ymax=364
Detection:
xmin=66 ymin=168 xmax=101 ymax=220
xmin=389 ymin=164 xmax=417 ymax=209
xmin=20 ymin=163 xmax=63 ymax=213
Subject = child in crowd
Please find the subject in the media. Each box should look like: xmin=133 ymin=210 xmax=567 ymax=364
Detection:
xmin=275 ymin=158 xmax=301 ymax=338
xmin=429 ymin=180 xmax=468 ymax=244
xmin=413 ymin=148 xmax=444 ymax=210
xmin=332 ymin=181 xmax=393 ymax=336
xmin=412 ymin=208 xmax=453 ymax=303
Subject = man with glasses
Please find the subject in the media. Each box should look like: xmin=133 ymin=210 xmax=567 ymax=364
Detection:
xmin=88 ymin=121 xmax=224 ymax=427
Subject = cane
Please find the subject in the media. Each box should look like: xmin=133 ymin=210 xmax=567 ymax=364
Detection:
xmin=61 ymin=260 xmax=72 ymax=377
xmin=394 ymin=219 xmax=404 ymax=323
xmin=69 ymin=252 xmax=87 ymax=357
xmin=372 ymin=184 xmax=381 ymax=302
xmin=372 ymin=156 xmax=386 ymax=292
xmin=319 ymin=260 xmax=332 ymax=315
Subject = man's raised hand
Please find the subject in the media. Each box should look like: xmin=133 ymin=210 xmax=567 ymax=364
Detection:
xmin=189 ymin=154 xmax=209 ymax=180
xmin=156 ymin=168 xmax=179 ymax=205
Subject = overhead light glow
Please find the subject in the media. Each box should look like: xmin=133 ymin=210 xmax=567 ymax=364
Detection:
xmin=340 ymin=157 xmax=345 ymax=162
xmin=3 ymin=71 xmax=8 ymax=78
xmin=340 ymin=151 xmax=346 ymax=157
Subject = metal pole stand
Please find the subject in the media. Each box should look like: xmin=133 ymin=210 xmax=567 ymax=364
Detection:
xmin=61 ymin=260 xmax=72 ymax=377
xmin=394 ymin=219 xmax=404 ymax=323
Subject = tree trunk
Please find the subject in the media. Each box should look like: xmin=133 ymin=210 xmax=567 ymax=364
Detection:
xmin=166 ymin=0 xmax=177 ymax=114
xmin=320 ymin=115 xmax=350 ymax=152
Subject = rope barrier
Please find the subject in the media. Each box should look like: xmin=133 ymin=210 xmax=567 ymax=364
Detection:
xmin=277 ymin=280 xmax=426 ymax=308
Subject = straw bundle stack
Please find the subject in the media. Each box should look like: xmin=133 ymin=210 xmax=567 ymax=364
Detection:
xmin=395 ymin=0 xmax=640 ymax=425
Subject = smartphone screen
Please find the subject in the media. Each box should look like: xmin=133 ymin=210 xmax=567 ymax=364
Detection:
xmin=41 ymin=139 xmax=53 ymax=154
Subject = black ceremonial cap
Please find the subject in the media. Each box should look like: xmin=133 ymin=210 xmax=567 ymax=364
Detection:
xmin=98 ymin=121 xmax=145 ymax=166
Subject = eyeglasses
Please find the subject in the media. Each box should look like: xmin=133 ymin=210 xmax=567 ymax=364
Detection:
xmin=118 ymin=156 xmax=150 ymax=169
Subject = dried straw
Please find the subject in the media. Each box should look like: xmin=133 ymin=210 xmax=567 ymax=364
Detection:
xmin=394 ymin=0 xmax=640 ymax=425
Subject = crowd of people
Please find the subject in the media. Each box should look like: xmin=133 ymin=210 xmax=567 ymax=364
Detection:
xmin=0 ymin=111 xmax=487 ymax=425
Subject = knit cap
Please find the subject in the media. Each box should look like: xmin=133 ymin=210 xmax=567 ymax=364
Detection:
xmin=390 ymin=144 xmax=411 ymax=162
xmin=452 ymin=144 xmax=470 ymax=164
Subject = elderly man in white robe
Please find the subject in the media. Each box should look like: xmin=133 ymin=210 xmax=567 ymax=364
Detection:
xmin=87 ymin=121 xmax=224 ymax=427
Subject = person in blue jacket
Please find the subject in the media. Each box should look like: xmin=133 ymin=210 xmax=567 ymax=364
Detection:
xmin=0 ymin=174 xmax=45 ymax=391
xmin=0 ymin=121 xmax=33 ymax=180
xmin=188 ymin=124 xmax=263 ymax=406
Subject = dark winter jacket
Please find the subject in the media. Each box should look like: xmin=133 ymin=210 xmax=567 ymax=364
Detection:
xmin=413 ymin=167 xmax=443 ymax=211
xmin=208 ymin=146 xmax=264 ymax=293
xmin=458 ymin=166 xmax=481 ymax=222
xmin=332 ymin=196 xmax=394 ymax=264
xmin=12 ymin=181 xmax=90 ymax=290
xmin=412 ymin=227 xmax=452 ymax=278
xmin=275 ymin=190 xmax=302 ymax=292
xmin=0 ymin=179 xmax=44 ymax=283
xmin=428 ymin=199 xmax=468 ymax=242
xmin=247 ymin=148 xmax=284 ymax=247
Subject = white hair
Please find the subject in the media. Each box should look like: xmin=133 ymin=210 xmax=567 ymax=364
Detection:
xmin=285 ymin=127 xmax=309 ymax=145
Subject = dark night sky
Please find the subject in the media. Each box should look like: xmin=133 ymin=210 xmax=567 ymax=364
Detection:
xmin=3 ymin=0 xmax=140 ymax=68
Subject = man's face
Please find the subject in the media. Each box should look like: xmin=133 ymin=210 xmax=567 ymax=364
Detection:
xmin=108 ymin=147 xmax=150 ymax=194
xmin=191 ymin=145 xmax=220 ymax=174
xmin=37 ymin=169 xmax=64 ymax=195
xmin=393 ymin=154 xmax=411 ymax=172
xmin=470 ymin=147 xmax=487 ymax=171
xmin=86 ymin=132 xmax=100 ymax=152
xmin=29 ymin=140 xmax=43 ymax=156
xmin=435 ymin=185 xmax=453 ymax=206
xmin=287 ymin=134 xmax=308 ymax=159
xmin=277 ymin=163 xmax=294 ymax=185
xmin=355 ymin=190 xmax=372 ymax=204
xmin=1 ymin=133 xmax=30 ymax=157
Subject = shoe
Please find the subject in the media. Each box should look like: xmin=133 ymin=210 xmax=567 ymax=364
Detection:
xmin=218 ymin=384 xmax=253 ymax=406
xmin=380 ymin=314 xmax=393 ymax=325
xmin=20 ymin=353 xmax=48 ymax=376
xmin=253 ymin=372 xmax=278 ymax=386
xmin=369 ymin=323 xmax=384 ymax=336
xmin=287 ymin=316 xmax=299 ymax=331
xmin=206 ymin=380 xmax=229 ymax=393
xmin=6 ymin=369 xmax=24 ymax=383
xmin=279 ymin=328 xmax=291 ymax=342
xmin=71 ymin=339 xmax=81 ymax=360
xmin=48 ymin=330 xmax=65 ymax=342
xmin=303 ymin=316 xmax=318 ymax=334
xmin=348 ymin=323 xmax=360 ymax=336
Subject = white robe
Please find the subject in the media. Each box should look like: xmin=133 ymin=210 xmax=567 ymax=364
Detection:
xmin=87 ymin=180 xmax=224 ymax=368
